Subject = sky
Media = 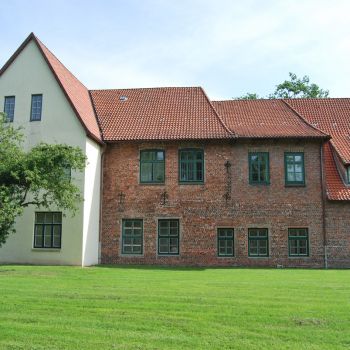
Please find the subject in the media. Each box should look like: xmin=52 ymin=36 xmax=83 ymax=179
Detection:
xmin=1 ymin=0 xmax=350 ymax=100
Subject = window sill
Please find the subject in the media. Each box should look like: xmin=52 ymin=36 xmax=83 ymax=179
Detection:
xmin=179 ymin=182 xmax=204 ymax=185
xmin=157 ymin=254 xmax=180 ymax=257
xmin=218 ymin=255 xmax=235 ymax=258
xmin=249 ymin=182 xmax=270 ymax=186
xmin=285 ymin=183 xmax=306 ymax=187
xmin=139 ymin=182 xmax=165 ymax=186
xmin=120 ymin=254 xmax=144 ymax=257
xmin=248 ymin=256 xmax=269 ymax=258
xmin=31 ymin=248 xmax=61 ymax=252
xmin=288 ymin=255 xmax=309 ymax=258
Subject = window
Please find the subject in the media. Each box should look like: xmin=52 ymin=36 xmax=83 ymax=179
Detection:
xmin=158 ymin=219 xmax=179 ymax=255
xmin=285 ymin=152 xmax=305 ymax=185
xmin=179 ymin=149 xmax=204 ymax=183
xmin=217 ymin=228 xmax=234 ymax=257
xmin=248 ymin=228 xmax=269 ymax=257
xmin=63 ymin=166 xmax=71 ymax=182
xmin=34 ymin=212 xmax=62 ymax=249
xmin=288 ymin=228 xmax=309 ymax=257
xmin=347 ymin=167 xmax=350 ymax=185
xmin=122 ymin=219 xmax=143 ymax=255
xmin=140 ymin=150 xmax=165 ymax=183
xmin=3 ymin=96 xmax=15 ymax=122
xmin=249 ymin=152 xmax=269 ymax=184
xmin=30 ymin=94 xmax=43 ymax=121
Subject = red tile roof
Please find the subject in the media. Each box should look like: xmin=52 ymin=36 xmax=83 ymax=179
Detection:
xmin=323 ymin=142 xmax=350 ymax=200
xmin=285 ymin=99 xmax=350 ymax=164
xmin=212 ymin=99 xmax=328 ymax=139
xmin=90 ymin=87 xmax=233 ymax=141
xmin=0 ymin=33 xmax=102 ymax=144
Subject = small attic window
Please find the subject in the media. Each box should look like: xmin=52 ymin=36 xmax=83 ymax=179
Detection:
xmin=347 ymin=166 xmax=350 ymax=184
xmin=119 ymin=95 xmax=128 ymax=101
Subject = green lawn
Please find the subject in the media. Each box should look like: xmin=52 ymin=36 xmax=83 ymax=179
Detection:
xmin=0 ymin=266 xmax=349 ymax=350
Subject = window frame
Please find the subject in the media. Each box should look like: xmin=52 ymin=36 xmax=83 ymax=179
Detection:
xmin=288 ymin=228 xmax=309 ymax=257
xmin=217 ymin=228 xmax=234 ymax=257
xmin=178 ymin=148 xmax=204 ymax=184
xmin=30 ymin=94 xmax=43 ymax=121
xmin=347 ymin=166 xmax=350 ymax=185
xmin=248 ymin=228 xmax=269 ymax=257
xmin=3 ymin=96 xmax=15 ymax=122
xmin=121 ymin=219 xmax=143 ymax=255
xmin=139 ymin=149 xmax=165 ymax=184
xmin=248 ymin=152 xmax=270 ymax=185
xmin=33 ymin=212 xmax=62 ymax=249
xmin=157 ymin=219 xmax=180 ymax=256
xmin=284 ymin=152 xmax=305 ymax=186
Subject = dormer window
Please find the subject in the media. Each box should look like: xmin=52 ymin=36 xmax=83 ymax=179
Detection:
xmin=30 ymin=94 xmax=43 ymax=121
xmin=347 ymin=166 xmax=350 ymax=185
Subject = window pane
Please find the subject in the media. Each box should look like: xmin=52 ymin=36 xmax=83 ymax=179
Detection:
xmin=153 ymin=163 xmax=164 ymax=182
xmin=53 ymin=226 xmax=61 ymax=248
xmin=140 ymin=163 xmax=152 ymax=182
xmin=36 ymin=213 xmax=45 ymax=224
xmin=156 ymin=151 xmax=164 ymax=161
xmin=44 ymin=213 xmax=53 ymax=223
xmin=53 ymin=213 xmax=62 ymax=224
xmin=159 ymin=238 xmax=169 ymax=253
xmin=44 ymin=226 xmax=52 ymax=248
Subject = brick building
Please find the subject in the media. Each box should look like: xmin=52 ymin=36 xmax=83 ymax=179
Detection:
xmin=1 ymin=33 xmax=349 ymax=267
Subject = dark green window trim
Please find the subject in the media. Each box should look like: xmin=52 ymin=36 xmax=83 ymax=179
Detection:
xmin=140 ymin=150 xmax=165 ymax=183
xmin=248 ymin=228 xmax=269 ymax=257
xmin=347 ymin=167 xmax=350 ymax=185
xmin=285 ymin=152 xmax=305 ymax=185
xmin=122 ymin=219 xmax=143 ymax=255
xmin=158 ymin=219 xmax=179 ymax=255
xmin=179 ymin=149 xmax=204 ymax=183
xmin=30 ymin=94 xmax=43 ymax=121
xmin=4 ymin=96 xmax=15 ymax=122
xmin=288 ymin=228 xmax=309 ymax=257
xmin=33 ymin=212 xmax=62 ymax=249
xmin=248 ymin=152 xmax=270 ymax=185
xmin=217 ymin=228 xmax=234 ymax=257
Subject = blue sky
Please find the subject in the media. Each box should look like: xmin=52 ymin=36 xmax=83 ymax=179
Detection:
xmin=1 ymin=0 xmax=350 ymax=99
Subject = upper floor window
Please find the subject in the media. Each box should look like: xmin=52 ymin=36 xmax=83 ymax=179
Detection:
xmin=34 ymin=212 xmax=62 ymax=249
xmin=179 ymin=149 xmax=204 ymax=183
xmin=3 ymin=96 xmax=15 ymax=122
xmin=249 ymin=152 xmax=270 ymax=184
xmin=285 ymin=152 xmax=305 ymax=185
xmin=347 ymin=167 xmax=350 ymax=185
xmin=30 ymin=94 xmax=43 ymax=121
xmin=288 ymin=228 xmax=309 ymax=257
xmin=140 ymin=150 xmax=165 ymax=183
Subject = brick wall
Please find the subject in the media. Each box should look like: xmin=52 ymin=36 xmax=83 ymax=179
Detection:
xmin=325 ymin=201 xmax=350 ymax=268
xmin=101 ymin=139 xmax=328 ymax=267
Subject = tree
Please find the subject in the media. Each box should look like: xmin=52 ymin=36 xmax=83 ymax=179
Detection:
xmin=236 ymin=72 xmax=329 ymax=99
xmin=0 ymin=113 xmax=86 ymax=247
xmin=236 ymin=93 xmax=261 ymax=100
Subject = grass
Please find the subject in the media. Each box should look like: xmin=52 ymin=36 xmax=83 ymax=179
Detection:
xmin=0 ymin=266 xmax=349 ymax=349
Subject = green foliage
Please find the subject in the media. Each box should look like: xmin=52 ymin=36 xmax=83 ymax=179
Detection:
xmin=0 ymin=266 xmax=349 ymax=349
xmin=0 ymin=113 xmax=86 ymax=246
xmin=236 ymin=72 xmax=329 ymax=100
xmin=235 ymin=92 xmax=260 ymax=100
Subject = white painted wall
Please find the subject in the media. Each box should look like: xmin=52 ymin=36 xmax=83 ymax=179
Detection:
xmin=82 ymin=138 xmax=102 ymax=266
xmin=0 ymin=39 xmax=100 ymax=265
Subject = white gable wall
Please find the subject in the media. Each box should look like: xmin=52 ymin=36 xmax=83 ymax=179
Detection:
xmin=0 ymin=40 xmax=100 ymax=265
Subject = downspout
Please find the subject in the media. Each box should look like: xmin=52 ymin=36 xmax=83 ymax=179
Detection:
xmin=320 ymin=144 xmax=328 ymax=269
xmin=98 ymin=144 xmax=106 ymax=264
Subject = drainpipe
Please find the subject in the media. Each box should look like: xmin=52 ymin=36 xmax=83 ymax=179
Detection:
xmin=98 ymin=144 xmax=106 ymax=264
xmin=320 ymin=144 xmax=328 ymax=269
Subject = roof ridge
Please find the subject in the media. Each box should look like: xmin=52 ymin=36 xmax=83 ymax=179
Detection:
xmin=89 ymin=86 xmax=203 ymax=92
xmin=199 ymin=87 xmax=236 ymax=138
xmin=33 ymin=34 xmax=90 ymax=91
xmin=282 ymin=99 xmax=330 ymax=139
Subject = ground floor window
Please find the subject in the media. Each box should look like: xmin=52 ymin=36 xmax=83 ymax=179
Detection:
xmin=34 ymin=212 xmax=62 ymax=248
xmin=288 ymin=228 xmax=309 ymax=257
xmin=217 ymin=228 xmax=234 ymax=257
xmin=122 ymin=219 xmax=143 ymax=254
xmin=248 ymin=228 xmax=269 ymax=257
xmin=158 ymin=219 xmax=179 ymax=255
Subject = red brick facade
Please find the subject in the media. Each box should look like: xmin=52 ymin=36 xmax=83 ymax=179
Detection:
xmin=100 ymin=139 xmax=341 ymax=268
